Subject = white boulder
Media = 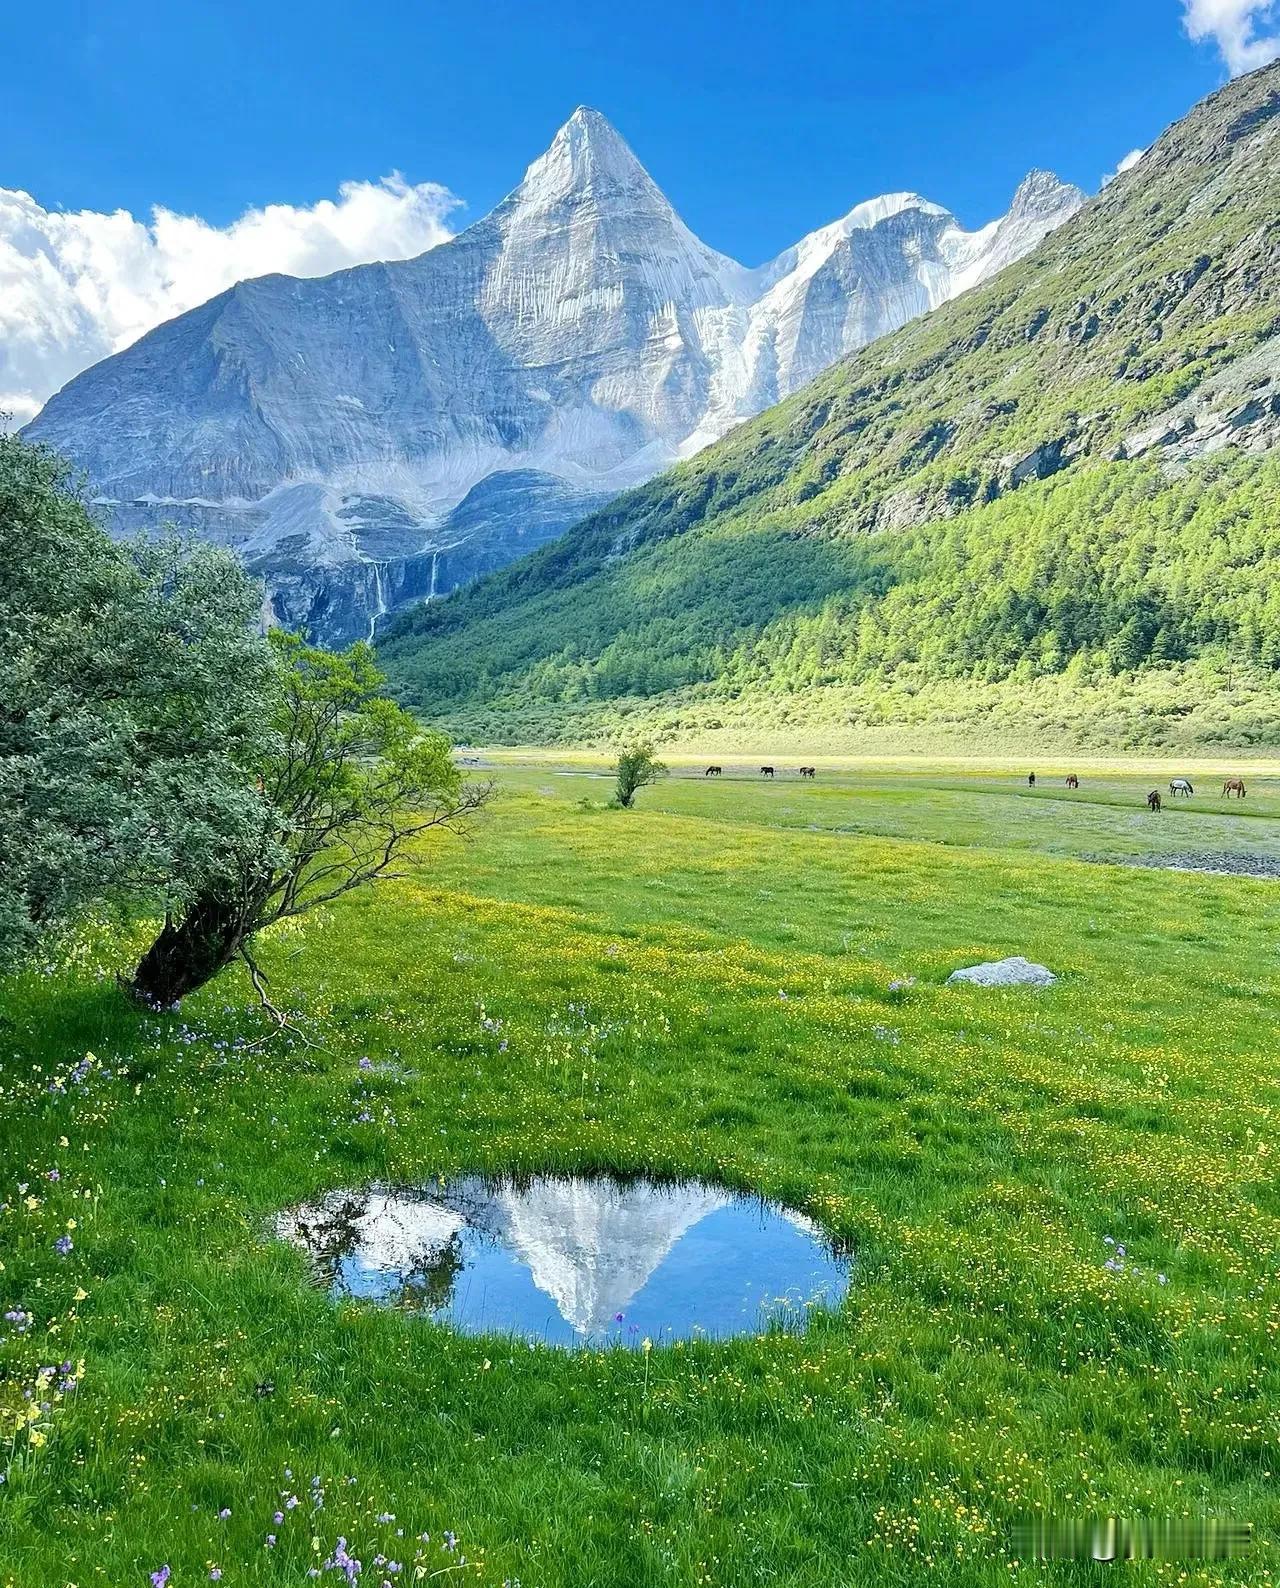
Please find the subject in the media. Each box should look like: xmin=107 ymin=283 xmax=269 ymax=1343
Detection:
xmin=947 ymin=956 xmax=1057 ymax=988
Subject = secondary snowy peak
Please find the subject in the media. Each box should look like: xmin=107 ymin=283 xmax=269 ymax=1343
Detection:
xmin=24 ymin=110 xmax=1086 ymax=647
xmin=941 ymin=170 xmax=1086 ymax=296
xmin=1007 ymin=167 xmax=1086 ymax=220
xmin=718 ymin=173 xmax=1084 ymax=415
xmin=758 ymin=176 xmax=1078 ymax=310
xmin=760 ymin=191 xmax=946 ymax=284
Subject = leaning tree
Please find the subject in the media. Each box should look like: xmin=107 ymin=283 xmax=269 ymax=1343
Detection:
xmin=1 ymin=431 xmax=486 ymax=1006
xmin=128 ymin=633 xmax=490 ymax=1010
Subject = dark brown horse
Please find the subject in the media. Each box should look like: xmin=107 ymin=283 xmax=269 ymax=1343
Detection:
xmin=704 ymin=765 xmax=722 ymax=777
xmin=1147 ymin=790 xmax=1163 ymax=813
xmin=760 ymin=766 xmax=775 ymax=778
xmin=799 ymin=766 xmax=816 ymax=779
xmin=1028 ymin=773 xmax=1036 ymax=787
xmin=1065 ymin=775 xmax=1079 ymax=790
xmin=1223 ymin=778 xmax=1247 ymax=799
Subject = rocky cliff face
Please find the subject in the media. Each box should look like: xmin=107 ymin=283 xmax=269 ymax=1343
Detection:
xmin=24 ymin=109 xmax=1082 ymax=646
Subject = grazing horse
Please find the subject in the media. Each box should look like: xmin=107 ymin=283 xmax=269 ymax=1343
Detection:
xmin=1223 ymin=778 xmax=1247 ymax=799
xmin=1169 ymin=778 xmax=1193 ymax=797
xmin=1065 ymin=775 xmax=1079 ymax=790
xmin=760 ymin=766 xmax=775 ymax=778
xmin=1147 ymin=790 xmax=1163 ymax=813
xmin=1028 ymin=772 xmax=1036 ymax=787
xmin=704 ymin=765 xmax=722 ymax=778
xmin=799 ymin=766 xmax=816 ymax=779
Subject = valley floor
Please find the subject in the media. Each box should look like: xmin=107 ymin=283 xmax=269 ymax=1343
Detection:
xmin=2 ymin=758 xmax=1278 ymax=1585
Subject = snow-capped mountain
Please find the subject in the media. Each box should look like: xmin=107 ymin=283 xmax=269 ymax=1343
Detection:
xmin=277 ymin=1176 xmax=844 ymax=1341
xmin=24 ymin=109 xmax=1084 ymax=645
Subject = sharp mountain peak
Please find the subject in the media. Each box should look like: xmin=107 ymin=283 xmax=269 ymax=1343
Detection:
xmin=512 ymin=105 xmax=663 ymax=210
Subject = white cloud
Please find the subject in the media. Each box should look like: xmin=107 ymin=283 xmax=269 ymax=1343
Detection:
xmin=1101 ymin=147 xmax=1147 ymax=187
xmin=0 ymin=174 xmax=460 ymax=428
xmin=1182 ymin=0 xmax=1280 ymax=74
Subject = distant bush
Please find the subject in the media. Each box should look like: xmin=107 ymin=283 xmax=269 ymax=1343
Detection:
xmin=613 ymin=742 xmax=666 ymax=809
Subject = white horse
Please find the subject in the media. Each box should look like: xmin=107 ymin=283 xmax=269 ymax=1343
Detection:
xmin=1169 ymin=778 xmax=1194 ymax=797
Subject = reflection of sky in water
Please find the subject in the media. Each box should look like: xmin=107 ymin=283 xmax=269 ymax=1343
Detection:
xmin=278 ymin=1176 xmax=852 ymax=1349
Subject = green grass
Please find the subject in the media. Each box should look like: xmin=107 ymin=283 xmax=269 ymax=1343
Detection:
xmin=3 ymin=759 xmax=1280 ymax=1585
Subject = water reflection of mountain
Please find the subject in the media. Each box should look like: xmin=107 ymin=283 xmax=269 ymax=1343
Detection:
xmin=441 ymin=1176 xmax=731 ymax=1335
xmin=278 ymin=1175 xmax=850 ymax=1342
xmin=280 ymin=1177 xmax=740 ymax=1333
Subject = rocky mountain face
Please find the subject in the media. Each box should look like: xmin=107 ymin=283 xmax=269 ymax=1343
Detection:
xmin=24 ymin=110 xmax=1081 ymax=646
xmin=378 ymin=63 xmax=1280 ymax=744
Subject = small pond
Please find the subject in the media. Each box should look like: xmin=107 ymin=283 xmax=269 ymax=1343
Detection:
xmin=276 ymin=1174 xmax=852 ymax=1348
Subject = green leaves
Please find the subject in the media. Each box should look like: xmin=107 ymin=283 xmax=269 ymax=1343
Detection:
xmin=265 ymin=631 xmax=464 ymax=849
xmin=0 ymin=434 xmax=277 ymax=970
xmin=128 ymin=630 xmax=486 ymax=1005
xmin=614 ymin=742 xmax=667 ymax=809
xmin=0 ymin=434 xmax=483 ymax=996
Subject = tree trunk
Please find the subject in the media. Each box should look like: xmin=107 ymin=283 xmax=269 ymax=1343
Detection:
xmin=128 ymin=891 xmax=248 ymax=1007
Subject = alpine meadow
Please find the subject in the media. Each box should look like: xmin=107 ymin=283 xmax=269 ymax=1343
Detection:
xmin=4 ymin=20 xmax=1280 ymax=1588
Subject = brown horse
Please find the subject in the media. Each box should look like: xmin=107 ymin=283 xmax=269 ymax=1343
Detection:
xmin=1223 ymin=778 xmax=1247 ymax=798
xmin=1147 ymin=790 xmax=1163 ymax=813
xmin=799 ymin=766 xmax=816 ymax=779
xmin=1065 ymin=775 xmax=1079 ymax=790
xmin=704 ymin=766 xmax=722 ymax=777
xmin=760 ymin=766 xmax=775 ymax=778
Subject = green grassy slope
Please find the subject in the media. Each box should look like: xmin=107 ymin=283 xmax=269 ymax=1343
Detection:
xmin=380 ymin=64 xmax=1280 ymax=748
xmin=3 ymin=764 xmax=1279 ymax=1584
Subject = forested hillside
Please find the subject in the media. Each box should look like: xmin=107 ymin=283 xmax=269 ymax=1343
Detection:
xmin=380 ymin=63 xmax=1280 ymax=749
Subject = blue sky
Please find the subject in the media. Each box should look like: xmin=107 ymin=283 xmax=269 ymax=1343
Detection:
xmin=0 ymin=0 xmax=1250 ymax=253
xmin=2 ymin=0 xmax=1274 ymax=422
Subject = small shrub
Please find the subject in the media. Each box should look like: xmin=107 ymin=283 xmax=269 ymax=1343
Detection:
xmin=613 ymin=742 xmax=667 ymax=809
